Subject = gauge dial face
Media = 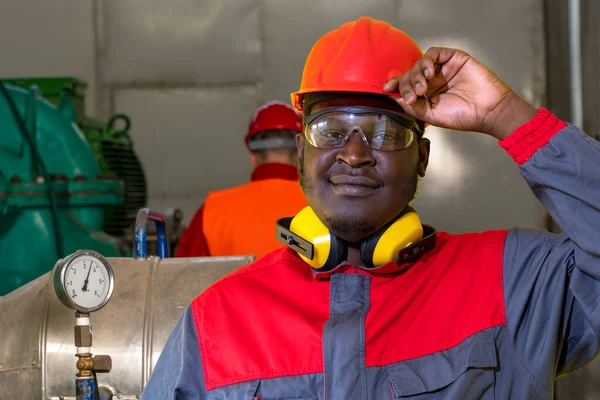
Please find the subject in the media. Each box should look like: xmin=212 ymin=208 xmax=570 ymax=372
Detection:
xmin=57 ymin=252 xmax=115 ymax=312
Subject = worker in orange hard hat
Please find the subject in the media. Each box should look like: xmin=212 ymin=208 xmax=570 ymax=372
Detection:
xmin=145 ymin=17 xmax=600 ymax=400
xmin=175 ymin=101 xmax=308 ymax=259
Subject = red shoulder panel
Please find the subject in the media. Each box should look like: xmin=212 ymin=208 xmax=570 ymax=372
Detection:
xmin=365 ymin=230 xmax=508 ymax=367
xmin=191 ymin=248 xmax=329 ymax=390
xmin=192 ymin=230 xmax=508 ymax=389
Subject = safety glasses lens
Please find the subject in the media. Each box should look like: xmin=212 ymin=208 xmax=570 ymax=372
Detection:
xmin=304 ymin=112 xmax=415 ymax=151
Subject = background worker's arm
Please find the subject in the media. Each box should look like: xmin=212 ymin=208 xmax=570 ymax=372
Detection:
xmin=175 ymin=205 xmax=211 ymax=257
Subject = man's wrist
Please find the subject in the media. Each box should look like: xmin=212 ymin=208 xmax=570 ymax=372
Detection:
xmin=485 ymin=94 xmax=538 ymax=141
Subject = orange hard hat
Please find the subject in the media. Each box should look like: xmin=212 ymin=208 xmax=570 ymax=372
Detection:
xmin=245 ymin=101 xmax=303 ymax=150
xmin=291 ymin=17 xmax=423 ymax=113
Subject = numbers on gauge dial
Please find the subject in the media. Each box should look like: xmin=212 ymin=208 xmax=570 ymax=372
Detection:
xmin=63 ymin=256 xmax=109 ymax=309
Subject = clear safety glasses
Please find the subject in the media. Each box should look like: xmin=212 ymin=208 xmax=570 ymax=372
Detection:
xmin=303 ymin=106 xmax=421 ymax=152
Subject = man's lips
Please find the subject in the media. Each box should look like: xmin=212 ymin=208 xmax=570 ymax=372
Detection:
xmin=329 ymin=175 xmax=382 ymax=188
xmin=329 ymin=175 xmax=382 ymax=197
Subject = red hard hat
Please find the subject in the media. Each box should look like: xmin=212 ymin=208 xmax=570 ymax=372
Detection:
xmin=291 ymin=17 xmax=423 ymax=113
xmin=245 ymin=101 xmax=303 ymax=150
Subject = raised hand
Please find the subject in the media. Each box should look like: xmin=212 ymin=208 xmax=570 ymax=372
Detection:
xmin=383 ymin=47 xmax=537 ymax=140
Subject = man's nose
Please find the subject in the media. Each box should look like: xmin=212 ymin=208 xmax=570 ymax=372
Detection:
xmin=336 ymin=130 xmax=376 ymax=168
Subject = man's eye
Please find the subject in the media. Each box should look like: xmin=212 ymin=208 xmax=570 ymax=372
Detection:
xmin=372 ymin=132 xmax=397 ymax=141
xmin=321 ymin=130 xmax=345 ymax=139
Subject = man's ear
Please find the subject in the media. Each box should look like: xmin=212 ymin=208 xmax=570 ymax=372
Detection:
xmin=417 ymin=137 xmax=430 ymax=177
xmin=249 ymin=152 xmax=259 ymax=169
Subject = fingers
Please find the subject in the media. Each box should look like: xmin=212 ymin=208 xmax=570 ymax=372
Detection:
xmin=383 ymin=78 xmax=400 ymax=93
xmin=384 ymin=78 xmax=418 ymax=107
xmin=410 ymin=59 xmax=427 ymax=96
xmin=382 ymin=68 xmax=425 ymax=106
xmin=389 ymin=59 xmax=429 ymax=106
xmin=384 ymin=47 xmax=468 ymax=103
xmin=389 ymin=96 xmax=425 ymax=118
xmin=420 ymin=55 xmax=435 ymax=80
xmin=399 ymin=68 xmax=420 ymax=105
xmin=383 ymin=50 xmax=439 ymax=105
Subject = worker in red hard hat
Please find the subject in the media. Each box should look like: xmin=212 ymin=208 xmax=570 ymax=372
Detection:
xmin=175 ymin=101 xmax=308 ymax=259
xmin=145 ymin=17 xmax=600 ymax=400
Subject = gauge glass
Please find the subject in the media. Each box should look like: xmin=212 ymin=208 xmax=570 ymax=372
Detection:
xmin=55 ymin=251 xmax=114 ymax=312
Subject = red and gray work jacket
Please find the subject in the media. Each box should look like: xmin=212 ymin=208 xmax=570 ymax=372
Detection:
xmin=142 ymin=109 xmax=600 ymax=399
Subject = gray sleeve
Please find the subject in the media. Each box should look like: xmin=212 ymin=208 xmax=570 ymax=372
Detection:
xmin=503 ymin=124 xmax=600 ymax=381
xmin=140 ymin=306 xmax=207 ymax=399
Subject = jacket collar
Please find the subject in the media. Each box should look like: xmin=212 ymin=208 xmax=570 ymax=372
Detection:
xmin=251 ymin=162 xmax=298 ymax=181
xmin=312 ymin=225 xmax=438 ymax=280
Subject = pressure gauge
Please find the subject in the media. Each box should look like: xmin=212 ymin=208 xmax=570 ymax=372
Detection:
xmin=53 ymin=250 xmax=115 ymax=313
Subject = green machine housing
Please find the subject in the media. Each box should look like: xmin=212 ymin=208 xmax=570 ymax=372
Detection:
xmin=4 ymin=77 xmax=148 ymax=237
xmin=0 ymin=77 xmax=147 ymax=295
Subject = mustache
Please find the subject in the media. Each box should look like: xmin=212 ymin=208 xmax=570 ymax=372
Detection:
xmin=326 ymin=165 xmax=383 ymax=186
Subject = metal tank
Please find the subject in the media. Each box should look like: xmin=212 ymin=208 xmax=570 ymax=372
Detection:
xmin=0 ymin=254 xmax=255 ymax=400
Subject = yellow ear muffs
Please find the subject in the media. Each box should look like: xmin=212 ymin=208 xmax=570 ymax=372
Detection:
xmin=276 ymin=206 xmax=345 ymax=270
xmin=277 ymin=206 xmax=426 ymax=271
xmin=360 ymin=209 xmax=424 ymax=269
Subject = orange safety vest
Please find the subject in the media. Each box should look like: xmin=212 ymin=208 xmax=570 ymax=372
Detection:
xmin=176 ymin=163 xmax=307 ymax=259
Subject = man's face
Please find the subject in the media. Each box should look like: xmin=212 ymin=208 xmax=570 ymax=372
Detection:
xmin=297 ymin=95 xmax=430 ymax=243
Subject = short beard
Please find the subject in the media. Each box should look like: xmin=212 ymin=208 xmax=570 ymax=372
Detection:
xmin=298 ymin=154 xmax=313 ymax=196
xmin=298 ymin=155 xmax=419 ymax=241
xmin=326 ymin=171 xmax=418 ymax=241
xmin=323 ymin=216 xmax=380 ymax=242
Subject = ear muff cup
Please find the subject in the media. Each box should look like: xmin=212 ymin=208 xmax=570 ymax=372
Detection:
xmin=289 ymin=206 xmax=345 ymax=270
xmin=360 ymin=210 xmax=424 ymax=269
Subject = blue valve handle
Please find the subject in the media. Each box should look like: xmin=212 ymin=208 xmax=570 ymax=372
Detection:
xmin=135 ymin=208 xmax=168 ymax=259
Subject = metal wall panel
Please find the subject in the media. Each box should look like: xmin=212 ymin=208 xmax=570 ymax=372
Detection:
xmin=102 ymin=0 xmax=262 ymax=85
xmin=0 ymin=0 xmax=98 ymax=115
xmin=411 ymin=128 xmax=546 ymax=233
xmin=581 ymin=0 xmax=600 ymax=139
xmin=114 ymin=86 xmax=259 ymax=223
xmin=396 ymin=0 xmax=545 ymax=103
xmin=398 ymin=0 xmax=547 ymax=233
xmin=549 ymin=0 xmax=600 ymax=396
